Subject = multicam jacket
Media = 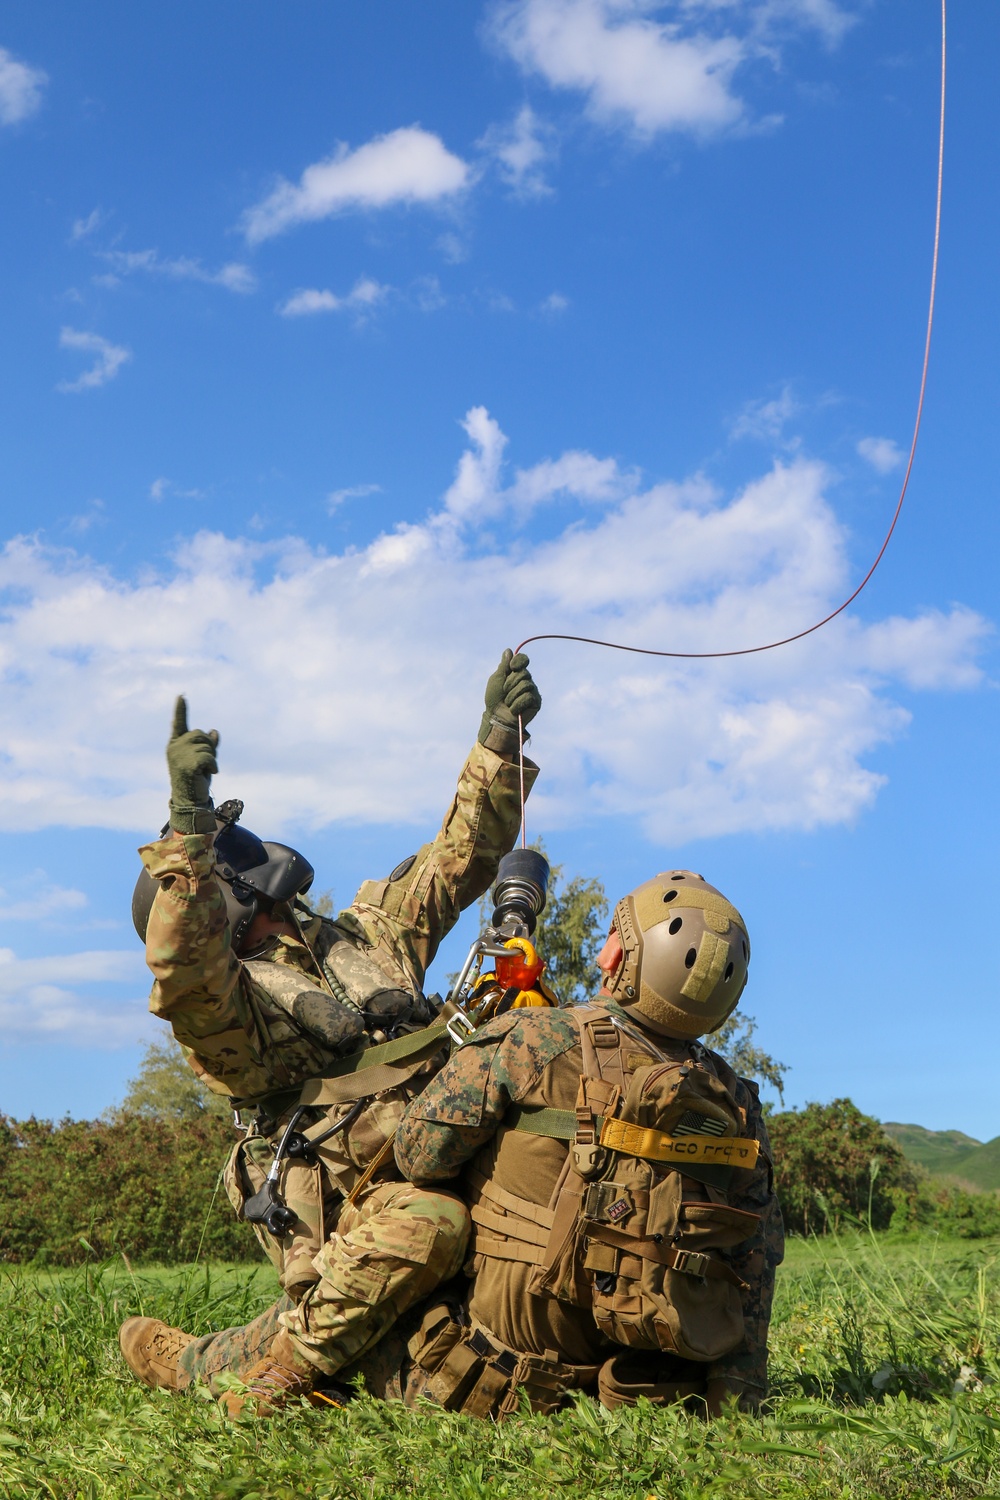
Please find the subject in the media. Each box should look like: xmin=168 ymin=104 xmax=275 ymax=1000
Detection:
xmin=395 ymin=998 xmax=784 ymax=1400
xmin=140 ymin=736 xmax=537 ymax=1292
xmin=141 ymin=737 xmax=537 ymax=1105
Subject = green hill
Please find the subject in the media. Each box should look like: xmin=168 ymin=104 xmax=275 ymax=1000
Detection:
xmin=883 ymin=1122 xmax=1000 ymax=1192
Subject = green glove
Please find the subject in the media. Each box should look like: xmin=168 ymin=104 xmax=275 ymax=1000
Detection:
xmin=166 ymin=696 xmax=219 ymax=834
xmin=478 ymin=650 xmax=542 ymax=746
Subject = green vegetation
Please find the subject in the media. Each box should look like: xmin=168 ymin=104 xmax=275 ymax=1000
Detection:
xmin=884 ymin=1122 xmax=1000 ymax=1194
xmin=769 ymin=1099 xmax=1000 ymax=1241
xmin=119 ymin=1038 xmax=231 ymax=1123
xmin=0 ymin=1111 xmax=259 ymax=1266
xmin=3 ymin=1233 xmax=1000 ymax=1497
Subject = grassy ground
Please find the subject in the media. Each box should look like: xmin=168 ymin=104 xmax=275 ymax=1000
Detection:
xmin=2 ymin=1232 xmax=1000 ymax=1498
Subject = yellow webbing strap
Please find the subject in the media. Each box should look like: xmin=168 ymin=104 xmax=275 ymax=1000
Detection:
xmin=599 ymin=1117 xmax=760 ymax=1169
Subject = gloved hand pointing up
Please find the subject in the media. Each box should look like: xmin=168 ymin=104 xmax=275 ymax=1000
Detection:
xmin=166 ymin=696 xmax=220 ymax=834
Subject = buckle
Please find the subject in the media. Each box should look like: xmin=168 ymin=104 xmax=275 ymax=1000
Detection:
xmin=671 ymin=1248 xmax=710 ymax=1279
xmin=446 ymin=1009 xmax=477 ymax=1047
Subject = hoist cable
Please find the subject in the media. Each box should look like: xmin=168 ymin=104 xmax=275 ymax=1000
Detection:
xmin=514 ymin=0 xmax=946 ymax=849
xmin=516 ymin=0 xmax=946 ymax=666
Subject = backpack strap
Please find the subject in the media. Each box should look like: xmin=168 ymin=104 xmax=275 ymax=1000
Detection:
xmin=582 ymin=1224 xmax=750 ymax=1292
xmin=240 ymin=1017 xmax=449 ymax=1115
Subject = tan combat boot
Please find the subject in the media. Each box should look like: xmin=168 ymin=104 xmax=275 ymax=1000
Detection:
xmin=119 ymin=1316 xmax=196 ymax=1391
xmin=218 ymin=1330 xmax=325 ymax=1419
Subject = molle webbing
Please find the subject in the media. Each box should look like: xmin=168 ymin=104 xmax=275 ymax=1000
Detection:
xmin=468 ymin=1171 xmax=749 ymax=1289
xmin=582 ymin=1225 xmax=749 ymax=1290
xmin=468 ymin=1174 xmax=557 ymax=1266
xmin=409 ymin=1306 xmax=600 ymax=1419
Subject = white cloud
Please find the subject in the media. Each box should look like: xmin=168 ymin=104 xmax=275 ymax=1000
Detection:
xmin=243 ymin=126 xmax=471 ymax=244
xmin=149 ymin=477 xmax=205 ymax=502
xmin=67 ymin=498 xmax=107 ymax=535
xmin=71 ymin=208 xmax=104 ymax=242
xmin=750 ymin=0 xmax=856 ymax=47
xmin=97 ymin=249 xmax=257 ymax=294
xmin=278 ymin=277 xmax=390 ymax=318
xmin=489 ymin=0 xmax=748 ymax=137
xmin=731 ymin=385 xmax=800 ymax=441
xmin=0 ymin=879 xmax=87 ymax=923
xmin=540 ymin=291 xmax=570 ymax=314
xmin=0 ymin=409 xmax=986 ymax=846
xmin=487 ymin=0 xmax=856 ymax=138
xmin=56 ymin=328 xmax=131 ymax=393
xmin=0 ymin=948 xmax=150 ymax=1046
xmin=479 ymin=104 xmax=557 ymax=197
xmin=857 ymin=435 xmax=903 ymax=474
xmin=0 ymin=46 xmax=47 ymax=126
xmin=328 ymin=483 xmax=382 ymax=514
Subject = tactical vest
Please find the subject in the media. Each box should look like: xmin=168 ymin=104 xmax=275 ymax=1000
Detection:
xmin=408 ymin=1004 xmax=763 ymax=1416
xmin=221 ymin=959 xmax=450 ymax=1293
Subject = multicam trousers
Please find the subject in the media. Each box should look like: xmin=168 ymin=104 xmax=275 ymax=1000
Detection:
xmin=176 ymin=1180 xmax=469 ymax=1389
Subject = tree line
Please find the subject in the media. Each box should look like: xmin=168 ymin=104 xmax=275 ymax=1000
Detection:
xmin=2 ymin=859 xmax=996 ymax=1266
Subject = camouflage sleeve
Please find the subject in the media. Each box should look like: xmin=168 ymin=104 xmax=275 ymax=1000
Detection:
xmin=395 ymin=1010 xmax=578 ymax=1182
xmin=140 ymin=834 xmax=337 ymax=1100
xmin=339 ymin=739 xmax=538 ymax=993
xmin=706 ymin=1083 xmax=785 ymax=1402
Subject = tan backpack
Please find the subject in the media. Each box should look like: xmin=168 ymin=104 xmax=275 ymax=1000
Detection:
xmin=474 ymin=1004 xmax=763 ymax=1364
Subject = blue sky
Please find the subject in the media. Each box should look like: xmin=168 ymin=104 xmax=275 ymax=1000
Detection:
xmin=0 ymin=1 xmax=997 ymax=1136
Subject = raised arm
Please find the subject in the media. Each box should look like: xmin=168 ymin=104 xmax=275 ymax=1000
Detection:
xmin=141 ymin=698 xmax=359 ymax=1101
xmin=338 ymin=652 xmax=543 ymax=991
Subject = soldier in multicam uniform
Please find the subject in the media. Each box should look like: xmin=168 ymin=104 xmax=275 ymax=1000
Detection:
xmin=117 ymin=651 xmax=541 ymax=1416
xmin=391 ymin=869 xmax=784 ymax=1419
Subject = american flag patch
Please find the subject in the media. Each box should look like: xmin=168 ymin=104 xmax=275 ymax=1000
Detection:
xmin=673 ymin=1109 xmax=728 ymax=1138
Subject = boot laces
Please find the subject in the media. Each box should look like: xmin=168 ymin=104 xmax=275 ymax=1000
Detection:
xmin=147 ymin=1326 xmax=190 ymax=1363
xmin=247 ymin=1362 xmax=310 ymax=1399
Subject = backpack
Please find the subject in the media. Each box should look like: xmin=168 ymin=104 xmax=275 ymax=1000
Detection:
xmin=475 ymin=1004 xmax=763 ymax=1363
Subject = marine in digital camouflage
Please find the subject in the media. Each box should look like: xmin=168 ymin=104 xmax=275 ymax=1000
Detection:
xmin=140 ymin=727 xmax=535 ymax=1382
xmin=394 ymin=996 xmax=783 ymax=1409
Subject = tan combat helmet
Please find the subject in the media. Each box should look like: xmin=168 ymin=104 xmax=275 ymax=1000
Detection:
xmin=602 ymin=870 xmax=750 ymax=1039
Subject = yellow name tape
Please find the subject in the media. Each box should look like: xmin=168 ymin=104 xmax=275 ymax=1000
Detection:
xmin=599 ymin=1117 xmax=760 ymax=1169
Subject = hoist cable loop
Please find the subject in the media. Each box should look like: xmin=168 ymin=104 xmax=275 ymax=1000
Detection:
xmin=516 ymin=0 xmax=946 ymax=666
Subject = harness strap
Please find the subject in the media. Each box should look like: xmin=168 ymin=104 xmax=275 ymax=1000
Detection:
xmin=510 ymin=1106 xmax=759 ymax=1171
xmin=599 ymin=1118 xmax=760 ymax=1169
xmin=510 ymin=1105 xmax=587 ymax=1138
xmin=583 ymin=1223 xmax=749 ymax=1291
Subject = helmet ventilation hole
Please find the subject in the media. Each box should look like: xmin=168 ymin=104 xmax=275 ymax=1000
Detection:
xmin=724 ymin=962 xmax=734 ymax=981
xmin=663 ymin=890 xmax=678 ymax=903
xmin=742 ymin=941 xmax=748 ymax=959
xmin=670 ymin=873 xmax=686 ymax=880
xmin=669 ymin=917 xmax=683 ymax=935
xmin=684 ymin=948 xmax=697 ymax=969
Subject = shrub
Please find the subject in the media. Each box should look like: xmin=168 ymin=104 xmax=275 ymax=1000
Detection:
xmin=0 ymin=1111 xmax=261 ymax=1265
xmin=768 ymin=1098 xmax=916 ymax=1235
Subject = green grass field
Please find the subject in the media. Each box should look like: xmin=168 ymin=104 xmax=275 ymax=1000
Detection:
xmin=2 ymin=1232 xmax=1000 ymax=1499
